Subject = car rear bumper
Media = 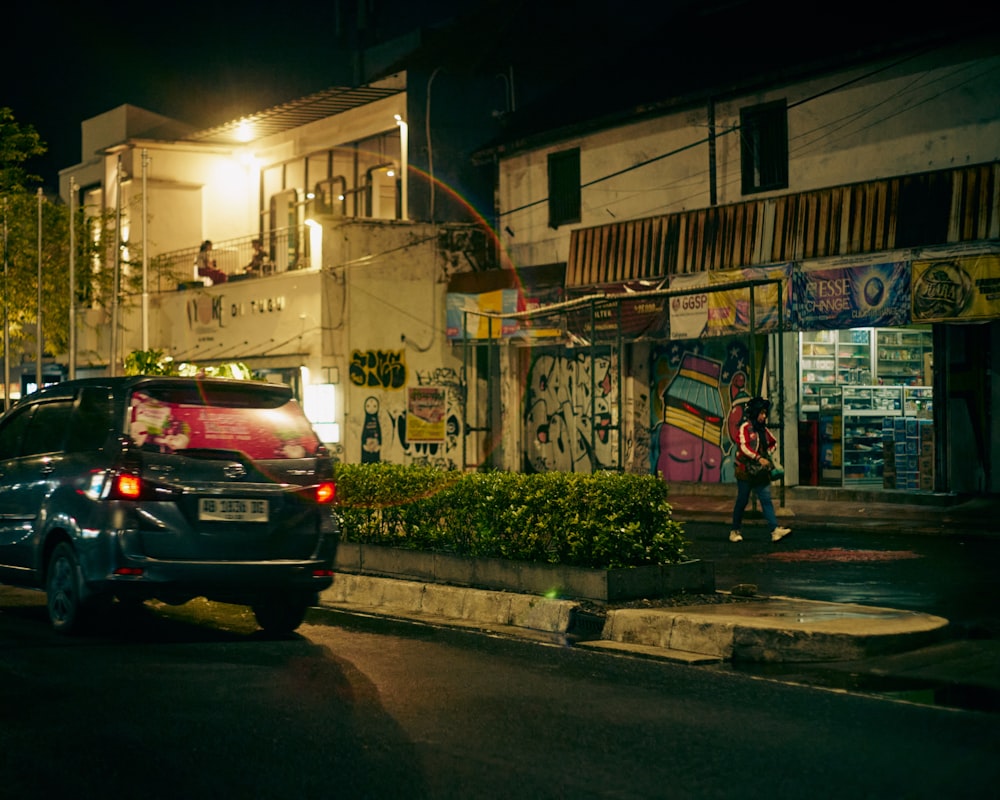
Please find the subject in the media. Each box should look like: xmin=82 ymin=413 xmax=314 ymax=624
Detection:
xmin=91 ymin=558 xmax=335 ymax=605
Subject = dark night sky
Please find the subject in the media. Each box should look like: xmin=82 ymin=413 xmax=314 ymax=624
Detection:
xmin=8 ymin=0 xmax=975 ymax=194
xmin=2 ymin=1 xmax=472 ymax=192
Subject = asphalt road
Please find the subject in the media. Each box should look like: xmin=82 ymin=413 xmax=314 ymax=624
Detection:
xmin=679 ymin=520 xmax=1000 ymax=638
xmin=1 ymin=585 xmax=998 ymax=799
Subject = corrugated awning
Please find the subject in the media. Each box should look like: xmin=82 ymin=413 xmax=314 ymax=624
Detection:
xmin=187 ymin=84 xmax=403 ymax=144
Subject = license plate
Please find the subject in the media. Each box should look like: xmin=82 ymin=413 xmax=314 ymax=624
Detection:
xmin=199 ymin=498 xmax=269 ymax=522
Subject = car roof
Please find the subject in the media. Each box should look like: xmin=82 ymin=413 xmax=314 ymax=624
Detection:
xmin=19 ymin=376 xmax=294 ymax=405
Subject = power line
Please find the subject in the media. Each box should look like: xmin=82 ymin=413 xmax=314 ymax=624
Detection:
xmin=499 ymin=41 xmax=990 ymax=224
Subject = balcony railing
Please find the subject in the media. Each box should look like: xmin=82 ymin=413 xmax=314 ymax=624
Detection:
xmin=151 ymin=226 xmax=310 ymax=291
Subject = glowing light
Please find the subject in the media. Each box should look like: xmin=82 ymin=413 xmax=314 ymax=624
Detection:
xmin=304 ymin=219 xmax=323 ymax=268
xmin=394 ymin=114 xmax=408 ymax=220
xmin=315 ymin=482 xmax=336 ymax=504
xmin=235 ymin=120 xmax=254 ymax=142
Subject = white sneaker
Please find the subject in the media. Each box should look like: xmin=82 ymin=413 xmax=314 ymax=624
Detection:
xmin=771 ymin=526 xmax=791 ymax=542
xmin=729 ymin=530 xmax=743 ymax=543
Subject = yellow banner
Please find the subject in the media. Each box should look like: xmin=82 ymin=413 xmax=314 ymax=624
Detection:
xmin=669 ymin=264 xmax=792 ymax=338
xmin=912 ymin=254 xmax=1000 ymax=322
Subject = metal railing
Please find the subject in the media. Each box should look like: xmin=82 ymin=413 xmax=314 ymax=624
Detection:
xmin=150 ymin=226 xmax=308 ymax=291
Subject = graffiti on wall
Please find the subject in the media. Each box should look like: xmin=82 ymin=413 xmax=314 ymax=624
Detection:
xmin=407 ymin=367 xmax=463 ymax=468
xmin=627 ymin=388 xmax=653 ymax=474
xmin=357 ymin=367 xmax=464 ymax=469
xmin=523 ymin=350 xmax=617 ymax=473
xmin=361 ymin=396 xmax=383 ymax=463
xmin=349 ymin=349 xmax=406 ymax=389
xmin=650 ymin=337 xmax=765 ymax=484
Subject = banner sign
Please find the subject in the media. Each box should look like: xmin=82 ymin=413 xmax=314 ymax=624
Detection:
xmin=511 ymin=283 xmax=564 ymax=341
xmin=793 ymin=261 xmax=911 ymax=330
xmin=911 ymin=253 xmax=1000 ymax=322
xmin=565 ymin=280 xmax=669 ymax=342
xmin=669 ymin=264 xmax=793 ymax=339
xmin=446 ymin=289 xmax=517 ymax=340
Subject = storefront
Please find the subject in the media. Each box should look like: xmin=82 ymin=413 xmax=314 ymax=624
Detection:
xmin=798 ymin=325 xmax=934 ymax=489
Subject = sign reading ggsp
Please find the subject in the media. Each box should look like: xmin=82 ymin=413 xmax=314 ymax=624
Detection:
xmin=672 ymin=293 xmax=708 ymax=311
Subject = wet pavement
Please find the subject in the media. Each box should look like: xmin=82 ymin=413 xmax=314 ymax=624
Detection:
xmin=662 ymin=484 xmax=1000 ymax=711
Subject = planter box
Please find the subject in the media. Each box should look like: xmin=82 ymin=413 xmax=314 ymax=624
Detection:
xmin=334 ymin=543 xmax=713 ymax=603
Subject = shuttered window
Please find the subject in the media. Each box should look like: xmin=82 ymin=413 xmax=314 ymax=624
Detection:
xmin=548 ymin=148 xmax=581 ymax=228
xmin=740 ymin=101 xmax=788 ymax=194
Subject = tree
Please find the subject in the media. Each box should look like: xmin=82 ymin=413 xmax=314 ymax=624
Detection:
xmin=1 ymin=107 xmax=129 ymax=363
xmin=0 ymin=107 xmax=45 ymax=193
xmin=124 ymin=349 xmax=177 ymax=376
xmin=1 ymin=189 xmax=98 ymax=360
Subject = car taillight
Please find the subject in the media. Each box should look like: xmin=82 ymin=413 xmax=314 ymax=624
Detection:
xmin=316 ymin=481 xmax=336 ymax=504
xmin=115 ymin=474 xmax=142 ymax=499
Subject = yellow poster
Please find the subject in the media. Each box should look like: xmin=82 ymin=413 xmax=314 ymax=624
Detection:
xmin=406 ymin=386 xmax=447 ymax=442
xmin=912 ymin=254 xmax=1000 ymax=322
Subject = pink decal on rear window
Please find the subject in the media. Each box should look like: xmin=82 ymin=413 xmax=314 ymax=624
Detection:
xmin=129 ymin=392 xmax=318 ymax=459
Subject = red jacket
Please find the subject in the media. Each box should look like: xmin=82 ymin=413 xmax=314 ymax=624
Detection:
xmin=735 ymin=420 xmax=776 ymax=464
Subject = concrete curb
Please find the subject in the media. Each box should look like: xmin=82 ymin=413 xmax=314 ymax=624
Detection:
xmin=601 ymin=599 xmax=950 ymax=662
xmin=317 ymin=575 xmax=950 ymax=665
xmin=320 ymin=573 xmax=578 ymax=634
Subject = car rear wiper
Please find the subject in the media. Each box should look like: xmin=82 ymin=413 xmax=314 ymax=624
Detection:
xmin=172 ymin=448 xmax=248 ymax=462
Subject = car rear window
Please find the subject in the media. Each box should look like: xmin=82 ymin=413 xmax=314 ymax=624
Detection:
xmin=128 ymin=389 xmax=321 ymax=459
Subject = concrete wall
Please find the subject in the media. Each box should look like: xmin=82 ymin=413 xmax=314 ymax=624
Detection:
xmin=497 ymin=40 xmax=1000 ymax=274
xmin=336 ymin=221 xmax=467 ymax=468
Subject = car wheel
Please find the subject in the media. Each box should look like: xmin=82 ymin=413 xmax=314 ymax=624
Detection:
xmin=251 ymin=595 xmax=313 ymax=635
xmin=47 ymin=543 xmax=87 ymax=634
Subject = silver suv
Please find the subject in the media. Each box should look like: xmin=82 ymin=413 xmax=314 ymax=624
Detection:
xmin=0 ymin=376 xmax=339 ymax=634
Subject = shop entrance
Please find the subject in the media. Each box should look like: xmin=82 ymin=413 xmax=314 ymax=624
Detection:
xmin=798 ymin=326 xmax=934 ymax=490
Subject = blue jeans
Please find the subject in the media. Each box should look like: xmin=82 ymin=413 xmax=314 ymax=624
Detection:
xmin=731 ymin=478 xmax=779 ymax=531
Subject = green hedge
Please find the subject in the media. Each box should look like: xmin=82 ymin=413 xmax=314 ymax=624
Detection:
xmin=332 ymin=464 xmax=688 ymax=569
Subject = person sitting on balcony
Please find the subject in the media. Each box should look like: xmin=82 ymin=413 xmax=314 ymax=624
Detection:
xmin=244 ymin=239 xmax=269 ymax=276
xmin=195 ymin=239 xmax=228 ymax=285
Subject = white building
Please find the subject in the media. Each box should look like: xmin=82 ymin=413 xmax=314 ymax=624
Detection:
xmin=57 ymin=71 xmax=497 ymax=469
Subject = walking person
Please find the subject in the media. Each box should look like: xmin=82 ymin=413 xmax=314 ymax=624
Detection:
xmin=730 ymin=396 xmax=791 ymax=543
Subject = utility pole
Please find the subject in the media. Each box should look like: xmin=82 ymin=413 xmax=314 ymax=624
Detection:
xmin=141 ymin=149 xmax=149 ymax=350
xmin=36 ymin=188 xmax=42 ymax=391
xmin=2 ymin=198 xmax=9 ymax=409
xmin=69 ymin=177 xmax=76 ymax=380
xmin=110 ymin=154 xmax=123 ymax=377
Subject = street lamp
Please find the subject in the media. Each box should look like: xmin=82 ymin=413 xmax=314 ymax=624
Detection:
xmin=394 ymin=114 xmax=408 ymax=221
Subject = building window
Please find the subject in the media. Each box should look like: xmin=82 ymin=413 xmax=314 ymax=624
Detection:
xmin=548 ymin=148 xmax=581 ymax=228
xmin=740 ymin=101 xmax=788 ymax=194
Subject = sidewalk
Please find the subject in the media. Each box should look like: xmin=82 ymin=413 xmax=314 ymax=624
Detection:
xmin=666 ymin=483 xmax=1000 ymax=538
xmin=312 ymin=485 xmax=1000 ymax=713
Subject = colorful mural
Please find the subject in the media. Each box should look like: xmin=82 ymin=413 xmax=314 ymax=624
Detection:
xmin=650 ymin=337 xmax=767 ymax=484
